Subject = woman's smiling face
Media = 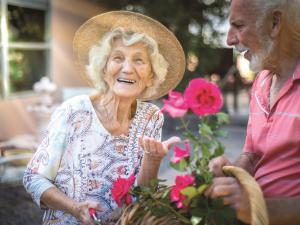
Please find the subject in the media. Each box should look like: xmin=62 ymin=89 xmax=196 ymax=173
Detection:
xmin=103 ymin=38 xmax=154 ymax=99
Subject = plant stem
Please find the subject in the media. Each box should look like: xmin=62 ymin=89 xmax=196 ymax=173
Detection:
xmin=152 ymin=198 xmax=191 ymax=224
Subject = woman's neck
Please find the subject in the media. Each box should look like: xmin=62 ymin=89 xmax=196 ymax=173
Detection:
xmin=91 ymin=91 xmax=137 ymax=136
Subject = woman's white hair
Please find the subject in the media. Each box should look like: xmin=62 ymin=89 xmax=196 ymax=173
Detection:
xmin=86 ymin=27 xmax=169 ymax=97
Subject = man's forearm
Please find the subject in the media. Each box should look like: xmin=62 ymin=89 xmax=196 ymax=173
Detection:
xmin=266 ymin=197 xmax=300 ymax=225
xmin=233 ymin=152 xmax=259 ymax=176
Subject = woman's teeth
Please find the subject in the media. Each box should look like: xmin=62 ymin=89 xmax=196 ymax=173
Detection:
xmin=117 ymin=78 xmax=136 ymax=84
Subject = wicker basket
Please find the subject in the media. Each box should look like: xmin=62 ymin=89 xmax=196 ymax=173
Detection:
xmin=117 ymin=166 xmax=269 ymax=225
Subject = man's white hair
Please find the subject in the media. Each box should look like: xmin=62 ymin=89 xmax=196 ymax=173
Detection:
xmin=254 ymin=0 xmax=300 ymax=51
xmin=86 ymin=27 xmax=169 ymax=98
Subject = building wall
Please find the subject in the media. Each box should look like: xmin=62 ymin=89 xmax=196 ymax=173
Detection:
xmin=0 ymin=0 xmax=107 ymax=140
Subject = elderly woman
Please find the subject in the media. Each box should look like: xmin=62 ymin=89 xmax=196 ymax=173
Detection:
xmin=23 ymin=11 xmax=185 ymax=225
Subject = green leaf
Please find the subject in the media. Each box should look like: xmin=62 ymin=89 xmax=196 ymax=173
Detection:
xmin=203 ymin=171 xmax=213 ymax=183
xmin=170 ymin=159 xmax=188 ymax=171
xmin=200 ymin=144 xmax=211 ymax=158
xmin=216 ymin=112 xmax=230 ymax=124
xmin=191 ymin=216 xmax=203 ymax=225
xmin=221 ymin=206 xmax=237 ymax=222
xmin=199 ymin=123 xmax=213 ymax=137
xmin=197 ymin=184 xmax=208 ymax=194
xmin=211 ymin=198 xmax=224 ymax=208
xmin=150 ymin=205 xmax=171 ymax=217
xmin=214 ymin=129 xmax=228 ymax=137
xmin=161 ymin=189 xmax=170 ymax=198
xmin=150 ymin=178 xmax=159 ymax=187
xmin=213 ymin=145 xmax=224 ymax=157
xmin=181 ymin=186 xmax=198 ymax=200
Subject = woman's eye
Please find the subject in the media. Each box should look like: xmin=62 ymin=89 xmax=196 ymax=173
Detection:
xmin=135 ymin=58 xmax=144 ymax=64
xmin=113 ymin=56 xmax=123 ymax=62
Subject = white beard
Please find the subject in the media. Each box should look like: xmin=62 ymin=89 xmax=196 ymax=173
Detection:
xmin=249 ymin=35 xmax=274 ymax=72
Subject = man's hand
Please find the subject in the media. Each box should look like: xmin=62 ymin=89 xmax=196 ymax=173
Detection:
xmin=209 ymin=155 xmax=232 ymax=177
xmin=204 ymin=177 xmax=251 ymax=224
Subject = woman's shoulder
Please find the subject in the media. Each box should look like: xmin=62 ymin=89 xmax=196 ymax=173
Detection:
xmin=56 ymin=95 xmax=92 ymax=112
xmin=59 ymin=95 xmax=92 ymax=110
xmin=139 ymin=101 xmax=161 ymax=112
xmin=138 ymin=101 xmax=163 ymax=119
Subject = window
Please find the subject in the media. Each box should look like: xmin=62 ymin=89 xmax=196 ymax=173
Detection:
xmin=0 ymin=0 xmax=51 ymax=97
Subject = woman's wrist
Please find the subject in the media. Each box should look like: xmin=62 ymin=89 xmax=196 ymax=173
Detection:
xmin=68 ymin=200 xmax=81 ymax=218
xmin=143 ymin=153 xmax=163 ymax=163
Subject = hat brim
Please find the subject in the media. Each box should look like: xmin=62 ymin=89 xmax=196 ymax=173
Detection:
xmin=73 ymin=11 xmax=186 ymax=101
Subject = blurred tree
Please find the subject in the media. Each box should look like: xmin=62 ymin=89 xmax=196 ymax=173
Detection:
xmin=95 ymin=0 xmax=231 ymax=91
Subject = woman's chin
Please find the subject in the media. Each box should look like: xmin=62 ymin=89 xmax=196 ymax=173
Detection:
xmin=112 ymin=90 xmax=140 ymax=100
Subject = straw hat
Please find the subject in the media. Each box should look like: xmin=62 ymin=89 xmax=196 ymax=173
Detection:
xmin=73 ymin=10 xmax=186 ymax=101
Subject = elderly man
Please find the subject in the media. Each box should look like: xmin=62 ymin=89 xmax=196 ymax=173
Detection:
xmin=205 ymin=0 xmax=300 ymax=225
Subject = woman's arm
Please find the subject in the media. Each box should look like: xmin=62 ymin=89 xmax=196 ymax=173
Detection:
xmin=23 ymin=103 xmax=102 ymax=225
xmin=41 ymin=187 xmax=101 ymax=225
xmin=23 ymin=104 xmax=69 ymax=207
xmin=137 ymin=109 xmax=180 ymax=186
xmin=137 ymin=136 xmax=180 ymax=186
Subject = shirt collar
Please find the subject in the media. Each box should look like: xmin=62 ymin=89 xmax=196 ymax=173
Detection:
xmin=292 ymin=59 xmax=300 ymax=81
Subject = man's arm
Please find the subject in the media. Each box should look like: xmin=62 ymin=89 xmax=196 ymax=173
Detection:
xmin=208 ymin=152 xmax=260 ymax=177
xmin=233 ymin=152 xmax=260 ymax=176
xmin=266 ymin=197 xmax=300 ymax=225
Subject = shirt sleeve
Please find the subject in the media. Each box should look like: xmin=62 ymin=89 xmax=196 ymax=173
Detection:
xmin=23 ymin=103 xmax=69 ymax=207
xmin=243 ymin=113 xmax=253 ymax=153
xmin=144 ymin=110 xmax=164 ymax=141
xmin=243 ymin=73 xmax=261 ymax=153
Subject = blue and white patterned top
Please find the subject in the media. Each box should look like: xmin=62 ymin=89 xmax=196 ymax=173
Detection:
xmin=23 ymin=95 xmax=163 ymax=224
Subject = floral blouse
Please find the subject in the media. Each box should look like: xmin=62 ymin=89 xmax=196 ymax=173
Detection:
xmin=23 ymin=95 xmax=163 ymax=224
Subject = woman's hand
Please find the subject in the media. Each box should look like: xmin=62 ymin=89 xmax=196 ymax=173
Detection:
xmin=139 ymin=136 xmax=181 ymax=160
xmin=71 ymin=200 xmax=102 ymax=225
xmin=137 ymin=136 xmax=180 ymax=186
xmin=41 ymin=187 xmax=103 ymax=225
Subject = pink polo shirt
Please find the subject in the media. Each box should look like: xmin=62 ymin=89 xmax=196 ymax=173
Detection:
xmin=244 ymin=61 xmax=300 ymax=198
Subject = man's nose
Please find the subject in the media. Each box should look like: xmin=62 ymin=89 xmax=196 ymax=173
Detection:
xmin=226 ymin=27 xmax=238 ymax=46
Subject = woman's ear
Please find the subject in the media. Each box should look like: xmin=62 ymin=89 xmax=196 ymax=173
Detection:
xmin=103 ymin=66 xmax=107 ymax=75
xmin=270 ymin=10 xmax=282 ymax=38
xmin=146 ymin=73 xmax=154 ymax=87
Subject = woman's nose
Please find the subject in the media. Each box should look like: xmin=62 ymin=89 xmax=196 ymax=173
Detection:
xmin=122 ymin=60 xmax=134 ymax=73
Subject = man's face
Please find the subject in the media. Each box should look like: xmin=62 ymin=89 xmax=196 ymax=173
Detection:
xmin=227 ymin=0 xmax=273 ymax=72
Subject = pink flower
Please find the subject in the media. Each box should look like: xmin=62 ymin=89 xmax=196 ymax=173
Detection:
xmin=111 ymin=174 xmax=135 ymax=207
xmin=184 ymin=78 xmax=223 ymax=116
xmin=161 ymin=91 xmax=189 ymax=118
xmin=171 ymin=140 xmax=190 ymax=163
xmin=170 ymin=174 xmax=195 ymax=208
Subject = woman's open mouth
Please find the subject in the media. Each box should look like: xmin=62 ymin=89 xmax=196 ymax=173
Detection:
xmin=117 ymin=78 xmax=136 ymax=84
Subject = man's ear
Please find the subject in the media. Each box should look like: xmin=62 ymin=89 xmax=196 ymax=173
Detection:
xmin=270 ymin=10 xmax=282 ymax=38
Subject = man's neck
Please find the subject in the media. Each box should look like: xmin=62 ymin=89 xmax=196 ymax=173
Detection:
xmin=265 ymin=53 xmax=299 ymax=80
